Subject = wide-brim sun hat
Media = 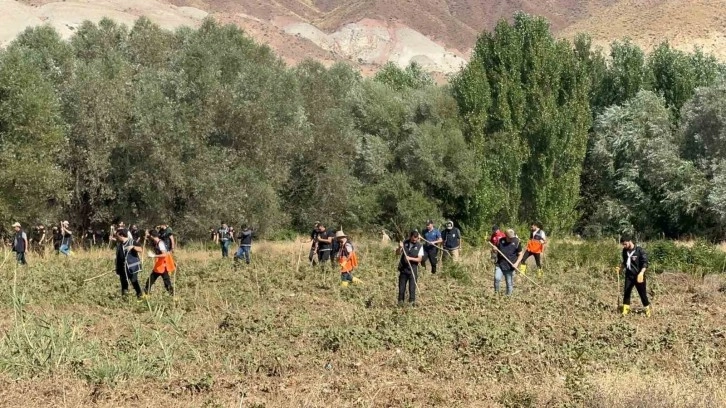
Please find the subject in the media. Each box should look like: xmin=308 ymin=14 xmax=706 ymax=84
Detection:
xmin=12 ymin=222 xmax=21 ymax=228
xmin=335 ymin=231 xmax=347 ymax=239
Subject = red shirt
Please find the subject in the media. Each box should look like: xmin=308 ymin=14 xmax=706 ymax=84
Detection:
xmin=490 ymin=230 xmax=506 ymax=246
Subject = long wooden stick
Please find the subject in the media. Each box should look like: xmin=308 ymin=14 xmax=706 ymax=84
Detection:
xmin=84 ymin=271 xmax=112 ymax=282
xmin=488 ymin=242 xmax=541 ymax=288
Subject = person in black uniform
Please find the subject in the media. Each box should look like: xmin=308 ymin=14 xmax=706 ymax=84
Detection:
xmin=620 ymin=235 xmax=651 ymax=317
xmin=396 ymin=230 xmax=424 ymax=306
xmin=315 ymin=223 xmax=333 ymax=267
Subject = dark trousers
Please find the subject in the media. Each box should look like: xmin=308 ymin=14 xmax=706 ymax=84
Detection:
xmin=220 ymin=240 xmax=230 ymax=258
xmin=145 ymin=272 xmax=174 ymax=295
xmin=317 ymin=249 xmax=331 ymax=265
xmin=15 ymin=251 xmax=27 ymax=265
xmin=398 ymin=271 xmax=418 ymax=303
xmin=421 ymin=246 xmax=438 ymax=273
xmin=522 ymin=251 xmax=542 ymax=268
xmin=623 ymin=274 xmax=649 ymax=307
xmin=119 ymin=269 xmax=142 ymax=297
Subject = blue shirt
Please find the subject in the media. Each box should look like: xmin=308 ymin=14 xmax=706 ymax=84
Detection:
xmin=423 ymin=228 xmax=442 ymax=248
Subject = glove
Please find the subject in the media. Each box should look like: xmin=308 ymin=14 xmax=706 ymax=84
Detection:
xmin=614 ymin=266 xmax=620 ymax=275
xmin=637 ymin=273 xmax=644 ymax=283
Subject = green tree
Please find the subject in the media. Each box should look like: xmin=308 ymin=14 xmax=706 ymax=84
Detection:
xmin=453 ymin=13 xmax=591 ymax=233
xmin=0 ymin=47 xmax=68 ymax=226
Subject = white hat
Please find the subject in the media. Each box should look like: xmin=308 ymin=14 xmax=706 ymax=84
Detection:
xmin=12 ymin=222 xmax=21 ymax=228
xmin=335 ymin=231 xmax=347 ymax=239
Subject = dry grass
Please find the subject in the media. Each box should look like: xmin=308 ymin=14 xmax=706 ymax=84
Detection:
xmin=0 ymin=239 xmax=724 ymax=407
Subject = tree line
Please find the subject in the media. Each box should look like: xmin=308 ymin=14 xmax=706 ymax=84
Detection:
xmin=1 ymin=13 xmax=725 ymax=241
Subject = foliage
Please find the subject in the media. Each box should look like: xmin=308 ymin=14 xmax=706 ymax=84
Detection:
xmin=1 ymin=14 xmax=726 ymax=240
xmin=453 ymin=13 xmax=591 ymax=233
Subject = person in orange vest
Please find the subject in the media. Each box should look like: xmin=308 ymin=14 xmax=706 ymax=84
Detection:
xmin=144 ymin=229 xmax=176 ymax=297
xmin=521 ymin=222 xmax=547 ymax=277
xmin=336 ymin=231 xmax=361 ymax=287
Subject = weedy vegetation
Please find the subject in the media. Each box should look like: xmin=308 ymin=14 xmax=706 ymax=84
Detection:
xmin=0 ymin=238 xmax=724 ymax=407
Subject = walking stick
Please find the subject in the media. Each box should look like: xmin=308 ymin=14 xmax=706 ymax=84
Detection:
xmin=84 ymin=271 xmax=112 ymax=282
xmin=488 ymin=242 xmax=541 ymax=288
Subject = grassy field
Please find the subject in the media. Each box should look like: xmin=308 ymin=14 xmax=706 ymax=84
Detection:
xmin=0 ymin=238 xmax=725 ymax=407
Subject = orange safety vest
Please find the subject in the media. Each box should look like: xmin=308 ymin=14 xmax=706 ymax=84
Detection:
xmin=338 ymin=241 xmax=358 ymax=273
xmin=152 ymin=241 xmax=176 ymax=274
xmin=526 ymin=230 xmax=546 ymax=254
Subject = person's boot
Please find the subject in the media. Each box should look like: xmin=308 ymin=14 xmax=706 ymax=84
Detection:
xmin=621 ymin=304 xmax=630 ymax=316
xmin=340 ymin=281 xmax=349 ymax=288
xmin=121 ymin=289 xmax=129 ymax=299
xmin=644 ymin=305 xmax=652 ymax=317
xmin=352 ymin=277 xmax=363 ymax=285
xmin=520 ymin=264 xmax=527 ymax=275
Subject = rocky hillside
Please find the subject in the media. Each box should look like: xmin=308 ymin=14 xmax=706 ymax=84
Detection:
xmin=4 ymin=0 xmax=726 ymax=74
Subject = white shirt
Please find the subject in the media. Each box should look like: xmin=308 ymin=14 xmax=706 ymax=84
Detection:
xmin=158 ymin=241 xmax=168 ymax=253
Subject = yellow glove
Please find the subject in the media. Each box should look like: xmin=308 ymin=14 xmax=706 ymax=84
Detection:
xmin=637 ymin=273 xmax=644 ymax=283
xmin=614 ymin=266 xmax=620 ymax=275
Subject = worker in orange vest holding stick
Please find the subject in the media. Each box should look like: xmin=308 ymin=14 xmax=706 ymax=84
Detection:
xmin=521 ymin=222 xmax=547 ymax=278
xmin=336 ymin=231 xmax=361 ymax=287
xmin=144 ymin=229 xmax=176 ymax=297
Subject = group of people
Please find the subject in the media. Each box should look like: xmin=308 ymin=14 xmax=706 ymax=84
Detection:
xmin=9 ymin=221 xmax=73 ymax=263
xmin=213 ymin=222 xmax=254 ymax=265
xmin=8 ymin=217 xmax=651 ymax=315
xmin=111 ymin=224 xmax=177 ymax=301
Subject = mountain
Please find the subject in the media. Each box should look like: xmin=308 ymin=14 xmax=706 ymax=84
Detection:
xmin=4 ymin=0 xmax=726 ymax=74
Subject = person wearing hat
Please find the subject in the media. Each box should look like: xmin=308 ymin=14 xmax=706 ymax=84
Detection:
xmin=11 ymin=222 xmax=28 ymax=265
xmin=441 ymin=220 xmax=462 ymax=262
xmin=421 ymin=220 xmax=442 ymax=274
xmin=59 ymin=221 xmax=73 ymax=256
xmin=620 ymin=235 xmax=651 ymax=317
xmin=336 ymin=231 xmax=360 ymax=287
xmin=396 ymin=230 xmax=424 ymax=306
xmin=494 ymin=229 xmax=524 ymax=296
xmin=234 ymin=224 xmax=254 ymax=265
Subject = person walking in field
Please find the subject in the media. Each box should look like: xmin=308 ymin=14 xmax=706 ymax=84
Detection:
xmin=216 ymin=222 xmax=232 ymax=258
xmin=84 ymin=227 xmax=96 ymax=250
xmin=159 ymin=223 xmax=175 ymax=252
xmin=421 ymin=220 xmax=442 ymax=274
xmin=315 ymin=223 xmax=333 ymax=267
xmin=31 ymin=224 xmax=46 ymax=257
xmin=234 ymin=225 xmax=254 ymax=265
xmin=441 ymin=220 xmax=462 ymax=263
xmin=336 ymin=231 xmax=360 ymax=287
xmin=308 ymin=222 xmax=321 ymax=265
xmin=396 ymin=230 xmax=424 ymax=306
xmin=494 ymin=229 xmax=524 ymax=296
xmin=521 ymin=222 xmax=546 ymax=277
xmin=51 ymin=226 xmax=62 ymax=254
xmin=144 ymin=230 xmax=175 ymax=297
xmin=489 ymin=225 xmax=506 ymax=262
xmin=11 ymin=222 xmax=28 ymax=265
xmin=620 ymin=235 xmax=651 ymax=317
xmin=115 ymin=229 xmax=143 ymax=300
xmin=59 ymin=221 xmax=73 ymax=256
